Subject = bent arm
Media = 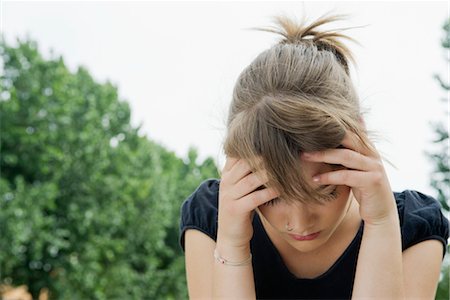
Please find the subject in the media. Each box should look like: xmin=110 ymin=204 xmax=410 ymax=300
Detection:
xmin=352 ymin=213 xmax=405 ymax=299
xmin=184 ymin=229 xmax=256 ymax=299
xmin=352 ymin=213 xmax=444 ymax=299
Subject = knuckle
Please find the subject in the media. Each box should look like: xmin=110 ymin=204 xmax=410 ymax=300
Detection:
xmin=372 ymin=171 xmax=384 ymax=185
xmin=374 ymin=160 xmax=384 ymax=171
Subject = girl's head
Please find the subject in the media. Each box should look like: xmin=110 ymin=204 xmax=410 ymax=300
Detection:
xmin=223 ymin=12 xmax=376 ymax=204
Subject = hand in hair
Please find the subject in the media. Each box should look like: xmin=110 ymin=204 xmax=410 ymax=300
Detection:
xmin=301 ymin=131 xmax=397 ymax=226
xmin=217 ymin=158 xmax=280 ymax=249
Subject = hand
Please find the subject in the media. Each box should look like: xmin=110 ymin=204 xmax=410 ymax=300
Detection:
xmin=301 ymin=131 xmax=397 ymax=226
xmin=217 ymin=157 xmax=279 ymax=248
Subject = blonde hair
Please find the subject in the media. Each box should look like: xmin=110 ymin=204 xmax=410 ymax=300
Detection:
xmin=223 ymin=12 xmax=377 ymax=204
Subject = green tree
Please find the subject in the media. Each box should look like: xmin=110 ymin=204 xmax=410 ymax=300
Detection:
xmin=428 ymin=18 xmax=450 ymax=300
xmin=0 ymin=36 xmax=218 ymax=299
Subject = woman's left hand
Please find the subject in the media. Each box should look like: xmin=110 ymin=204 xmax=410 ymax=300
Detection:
xmin=301 ymin=130 xmax=398 ymax=226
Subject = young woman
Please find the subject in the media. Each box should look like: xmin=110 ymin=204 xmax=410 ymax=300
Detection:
xmin=179 ymin=12 xmax=449 ymax=299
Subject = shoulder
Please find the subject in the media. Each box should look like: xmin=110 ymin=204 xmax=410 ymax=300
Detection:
xmin=179 ymin=178 xmax=220 ymax=251
xmin=394 ymin=190 xmax=449 ymax=258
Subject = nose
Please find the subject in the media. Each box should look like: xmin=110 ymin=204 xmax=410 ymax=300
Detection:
xmin=287 ymin=202 xmax=317 ymax=234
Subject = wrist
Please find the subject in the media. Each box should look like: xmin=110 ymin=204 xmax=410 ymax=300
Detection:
xmin=215 ymin=241 xmax=251 ymax=262
xmin=363 ymin=202 xmax=399 ymax=227
xmin=216 ymin=230 xmax=252 ymax=249
xmin=214 ymin=247 xmax=252 ymax=266
xmin=364 ymin=211 xmax=400 ymax=229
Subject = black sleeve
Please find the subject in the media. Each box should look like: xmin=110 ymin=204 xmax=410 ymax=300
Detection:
xmin=178 ymin=178 xmax=220 ymax=252
xmin=395 ymin=190 xmax=449 ymax=259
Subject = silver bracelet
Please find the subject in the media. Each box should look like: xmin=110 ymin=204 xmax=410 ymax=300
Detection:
xmin=214 ymin=248 xmax=252 ymax=266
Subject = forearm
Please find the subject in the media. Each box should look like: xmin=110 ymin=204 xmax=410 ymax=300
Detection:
xmin=212 ymin=242 xmax=256 ymax=299
xmin=352 ymin=213 xmax=405 ymax=299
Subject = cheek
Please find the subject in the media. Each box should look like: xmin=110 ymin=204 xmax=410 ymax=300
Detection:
xmin=331 ymin=187 xmax=352 ymax=213
xmin=315 ymin=188 xmax=351 ymax=218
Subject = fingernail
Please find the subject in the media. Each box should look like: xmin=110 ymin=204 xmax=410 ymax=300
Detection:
xmin=302 ymin=152 xmax=312 ymax=158
xmin=312 ymin=176 xmax=320 ymax=182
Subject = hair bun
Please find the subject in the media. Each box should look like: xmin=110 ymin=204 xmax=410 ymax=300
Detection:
xmin=247 ymin=12 xmax=362 ymax=73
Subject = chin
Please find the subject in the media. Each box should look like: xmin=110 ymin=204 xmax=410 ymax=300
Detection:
xmin=289 ymin=240 xmax=322 ymax=253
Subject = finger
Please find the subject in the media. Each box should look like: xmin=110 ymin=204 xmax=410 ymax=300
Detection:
xmin=223 ymin=156 xmax=240 ymax=173
xmin=313 ymin=169 xmax=373 ymax=188
xmin=302 ymin=148 xmax=375 ymax=172
xmin=340 ymin=130 xmax=374 ymax=157
xmin=236 ymin=187 xmax=280 ymax=211
xmin=228 ymin=157 xmax=267 ymax=185
xmin=233 ymin=171 xmax=269 ymax=200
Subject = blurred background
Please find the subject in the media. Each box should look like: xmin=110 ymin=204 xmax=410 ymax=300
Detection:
xmin=0 ymin=1 xmax=448 ymax=299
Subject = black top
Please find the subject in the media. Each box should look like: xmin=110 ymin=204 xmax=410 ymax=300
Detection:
xmin=179 ymin=179 xmax=449 ymax=299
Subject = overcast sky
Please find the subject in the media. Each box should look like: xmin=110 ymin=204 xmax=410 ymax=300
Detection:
xmin=2 ymin=1 xmax=449 ymax=196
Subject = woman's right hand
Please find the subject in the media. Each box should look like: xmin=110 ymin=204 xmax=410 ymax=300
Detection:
xmin=216 ymin=157 xmax=280 ymax=249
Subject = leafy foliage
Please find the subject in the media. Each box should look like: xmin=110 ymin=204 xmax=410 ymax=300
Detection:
xmin=428 ymin=18 xmax=450 ymax=300
xmin=0 ymin=36 xmax=218 ymax=299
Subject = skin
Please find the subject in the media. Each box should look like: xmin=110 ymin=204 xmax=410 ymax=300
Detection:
xmin=257 ymin=160 xmax=356 ymax=251
xmin=255 ymin=159 xmax=363 ymax=277
xmin=214 ymin=129 xmax=403 ymax=297
xmin=187 ymin=130 xmax=442 ymax=299
xmin=216 ymin=130 xmax=383 ymax=254
xmin=304 ymin=131 xmax=398 ymax=226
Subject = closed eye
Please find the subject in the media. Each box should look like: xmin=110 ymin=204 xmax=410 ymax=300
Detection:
xmin=264 ymin=197 xmax=280 ymax=206
xmin=263 ymin=186 xmax=339 ymax=207
xmin=329 ymin=186 xmax=339 ymax=198
xmin=322 ymin=185 xmax=339 ymax=200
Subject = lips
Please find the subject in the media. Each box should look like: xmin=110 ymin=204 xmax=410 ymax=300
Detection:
xmin=289 ymin=231 xmax=321 ymax=241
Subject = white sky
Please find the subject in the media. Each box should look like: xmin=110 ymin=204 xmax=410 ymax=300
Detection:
xmin=2 ymin=1 xmax=449 ymax=197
